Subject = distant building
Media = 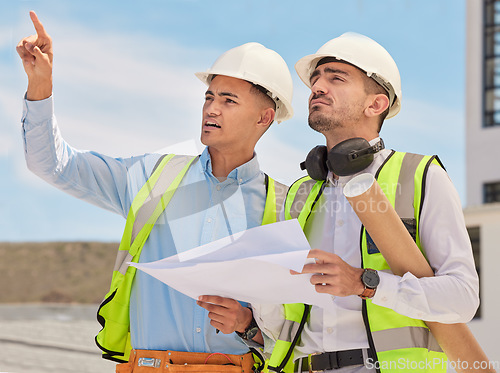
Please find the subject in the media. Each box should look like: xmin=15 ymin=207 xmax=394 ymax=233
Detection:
xmin=464 ymin=0 xmax=500 ymax=365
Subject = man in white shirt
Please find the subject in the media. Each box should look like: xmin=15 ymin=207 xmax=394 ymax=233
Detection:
xmin=252 ymin=33 xmax=479 ymax=373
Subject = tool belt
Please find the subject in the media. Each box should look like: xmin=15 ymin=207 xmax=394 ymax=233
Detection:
xmin=116 ymin=349 xmax=255 ymax=373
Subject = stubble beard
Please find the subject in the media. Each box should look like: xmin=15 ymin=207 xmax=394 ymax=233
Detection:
xmin=308 ymin=101 xmax=366 ymax=134
xmin=308 ymin=109 xmax=343 ymax=134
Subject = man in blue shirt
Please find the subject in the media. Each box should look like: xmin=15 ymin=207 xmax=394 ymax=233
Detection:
xmin=17 ymin=11 xmax=293 ymax=372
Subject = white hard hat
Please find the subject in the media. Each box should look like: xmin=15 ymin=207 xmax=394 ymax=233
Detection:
xmin=195 ymin=42 xmax=293 ymax=123
xmin=295 ymin=32 xmax=402 ymax=119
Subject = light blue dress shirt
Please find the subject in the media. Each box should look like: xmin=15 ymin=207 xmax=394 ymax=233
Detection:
xmin=21 ymin=96 xmax=269 ymax=354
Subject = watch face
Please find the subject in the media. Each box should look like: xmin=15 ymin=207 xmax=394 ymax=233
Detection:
xmin=362 ymin=269 xmax=380 ymax=288
xmin=245 ymin=326 xmax=259 ymax=340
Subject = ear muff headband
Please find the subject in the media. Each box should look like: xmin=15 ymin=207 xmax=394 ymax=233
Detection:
xmin=301 ymin=138 xmax=385 ymax=180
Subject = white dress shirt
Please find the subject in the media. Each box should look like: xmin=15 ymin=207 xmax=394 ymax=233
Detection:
xmin=253 ymin=138 xmax=479 ymax=358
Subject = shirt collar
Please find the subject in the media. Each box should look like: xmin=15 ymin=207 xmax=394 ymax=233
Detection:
xmin=199 ymin=147 xmax=261 ymax=184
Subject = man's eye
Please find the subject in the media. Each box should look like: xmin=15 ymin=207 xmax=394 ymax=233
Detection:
xmin=205 ymin=96 xmax=213 ymax=101
xmin=226 ymin=98 xmax=236 ymax=104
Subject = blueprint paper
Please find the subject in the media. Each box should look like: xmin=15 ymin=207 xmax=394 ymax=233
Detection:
xmin=130 ymin=219 xmax=334 ymax=309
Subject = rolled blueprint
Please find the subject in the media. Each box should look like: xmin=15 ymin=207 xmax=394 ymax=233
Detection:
xmin=344 ymin=173 xmax=493 ymax=373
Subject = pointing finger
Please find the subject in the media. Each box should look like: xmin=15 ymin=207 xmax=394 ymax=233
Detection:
xmin=29 ymin=10 xmax=49 ymax=38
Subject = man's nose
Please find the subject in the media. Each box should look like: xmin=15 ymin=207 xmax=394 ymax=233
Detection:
xmin=311 ymin=78 xmax=328 ymax=95
xmin=205 ymin=100 xmax=221 ymax=116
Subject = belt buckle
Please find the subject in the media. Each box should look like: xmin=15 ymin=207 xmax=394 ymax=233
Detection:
xmin=138 ymin=357 xmax=162 ymax=368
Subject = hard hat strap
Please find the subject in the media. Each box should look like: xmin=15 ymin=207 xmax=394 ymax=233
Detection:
xmin=369 ymin=74 xmax=396 ymax=108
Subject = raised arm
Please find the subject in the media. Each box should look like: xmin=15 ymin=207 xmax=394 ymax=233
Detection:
xmin=17 ymin=11 xmax=156 ymax=218
xmin=16 ymin=11 xmax=53 ymax=101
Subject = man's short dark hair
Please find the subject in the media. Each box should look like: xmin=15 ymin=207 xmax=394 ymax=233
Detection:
xmin=362 ymin=75 xmax=389 ymax=132
xmin=250 ymin=83 xmax=277 ymax=112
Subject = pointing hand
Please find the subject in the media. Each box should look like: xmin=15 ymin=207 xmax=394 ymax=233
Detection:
xmin=16 ymin=11 xmax=53 ymax=100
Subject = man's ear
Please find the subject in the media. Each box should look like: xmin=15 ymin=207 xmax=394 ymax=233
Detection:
xmin=257 ymin=107 xmax=275 ymax=129
xmin=365 ymin=94 xmax=390 ymax=118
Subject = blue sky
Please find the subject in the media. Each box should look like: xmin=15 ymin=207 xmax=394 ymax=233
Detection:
xmin=0 ymin=0 xmax=466 ymax=241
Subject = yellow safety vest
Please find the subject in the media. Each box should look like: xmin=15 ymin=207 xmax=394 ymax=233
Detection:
xmin=268 ymin=151 xmax=447 ymax=373
xmin=95 ymin=154 xmax=287 ymax=363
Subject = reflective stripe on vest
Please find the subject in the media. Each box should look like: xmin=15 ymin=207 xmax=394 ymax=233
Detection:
xmin=267 ymin=304 xmax=311 ymax=373
xmin=284 ymin=177 xmax=325 ymax=229
xmin=371 ymin=326 xmax=442 ymax=352
xmin=95 ymin=154 xmax=197 ymax=362
xmin=95 ymin=154 xmax=287 ymax=363
xmin=112 ymin=155 xmax=197 ymax=277
xmin=265 ymin=174 xmax=288 ymax=224
xmin=271 ymin=151 xmax=447 ymax=373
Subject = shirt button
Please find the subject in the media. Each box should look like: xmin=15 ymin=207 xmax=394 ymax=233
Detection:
xmin=239 ymin=178 xmax=243 ymax=184
xmin=216 ymin=185 xmax=221 ymax=191
xmin=207 ymin=218 xmax=212 ymax=223
xmin=326 ymin=327 xmax=333 ymax=334
xmin=337 ymin=220 xmax=344 ymax=227
xmin=196 ymin=327 xmax=201 ymax=333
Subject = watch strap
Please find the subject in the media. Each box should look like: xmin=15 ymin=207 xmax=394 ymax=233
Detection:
xmin=359 ymin=287 xmax=376 ymax=299
xmin=235 ymin=310 xmax=259 ymax=340
xmin=358 ymin=268 xmax=379 ymax=299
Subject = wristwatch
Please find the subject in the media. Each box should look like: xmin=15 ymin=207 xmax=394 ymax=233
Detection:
xmin=359 ymin=268 xmax=380 ymax=299
xmin=235 ymin=310 xmax=259 ymax=341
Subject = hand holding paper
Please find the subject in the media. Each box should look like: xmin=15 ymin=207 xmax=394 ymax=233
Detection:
xmin=293 ymin=249 xmax=365 ymax=297
xmin=196 ymin=295 xmax=251 ymax=334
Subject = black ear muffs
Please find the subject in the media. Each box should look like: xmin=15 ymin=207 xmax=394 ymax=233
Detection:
xmin=301 ymin=138 xmax=385 ymax=180
xmin=300 ymin=145 xmax=328 ymax=181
